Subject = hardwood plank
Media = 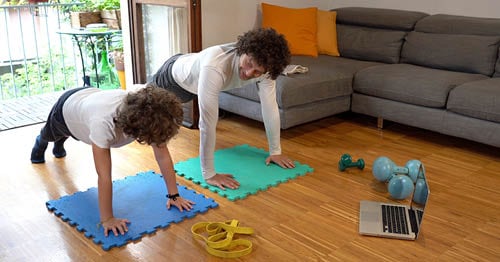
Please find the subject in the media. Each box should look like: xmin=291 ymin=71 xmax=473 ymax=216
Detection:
xmin=0 ymin=112 xmax=499 ymax=261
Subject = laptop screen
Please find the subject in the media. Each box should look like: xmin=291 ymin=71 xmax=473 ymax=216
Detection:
xmin=408 ymin=164 xmax=430 ymax=238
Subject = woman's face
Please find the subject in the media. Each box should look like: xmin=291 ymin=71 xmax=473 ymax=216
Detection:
xmin=238 ymin=54 xmax=266 ymax=80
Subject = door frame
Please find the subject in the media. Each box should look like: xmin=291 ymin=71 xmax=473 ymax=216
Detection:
xmin=128 ymin=0 xmax=202 ymax=84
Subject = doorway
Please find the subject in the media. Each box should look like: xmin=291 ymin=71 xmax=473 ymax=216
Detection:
xmin=128 ymin=0 xmax=202 ymax=128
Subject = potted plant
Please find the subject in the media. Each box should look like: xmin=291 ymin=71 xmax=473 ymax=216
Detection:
xmin=59 ymin=0 xmax=102 ymax=28
xmin=95 ymin=0 xmax=121 ymax=29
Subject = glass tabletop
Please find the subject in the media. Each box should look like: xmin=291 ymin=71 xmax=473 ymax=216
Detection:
xmin=57 ymin=28 xmax=122 ymax=36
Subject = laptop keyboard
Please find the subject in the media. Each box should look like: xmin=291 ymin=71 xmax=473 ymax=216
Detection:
xmin=409 ymin=208 xmax=424 ymax=234
xmin=381 ymin=205 xmax=409 ymax=234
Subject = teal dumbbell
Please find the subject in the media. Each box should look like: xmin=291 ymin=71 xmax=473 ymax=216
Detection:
xmin=338 ymin=153 xmax=365 ymax=171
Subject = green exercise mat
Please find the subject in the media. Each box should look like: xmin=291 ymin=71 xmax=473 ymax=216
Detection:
xmin=175 ymin=144 xmax=314 ymax=201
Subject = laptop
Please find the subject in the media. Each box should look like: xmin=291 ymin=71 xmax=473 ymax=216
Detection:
xmin=359 ymin=164 xmax=429 ymax=240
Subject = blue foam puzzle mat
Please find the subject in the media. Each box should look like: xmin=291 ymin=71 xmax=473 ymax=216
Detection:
xmin=46 ymin=171 xmax=218 ymax=250
xmin=175 ymin=144 xmax=314 ymax=201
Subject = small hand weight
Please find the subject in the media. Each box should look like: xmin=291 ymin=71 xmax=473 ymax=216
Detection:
xmin=338 ymin=153 xmax=365 ymax=171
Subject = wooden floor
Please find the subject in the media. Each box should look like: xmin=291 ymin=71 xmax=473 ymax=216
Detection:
xmin=0 ymin=92 xmax=61 ymax=131
xmin=0 ymin=112 xmax=499 ymax=261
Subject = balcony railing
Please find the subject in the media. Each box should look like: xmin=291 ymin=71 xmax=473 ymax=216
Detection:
xmin=0 ymin=2 xmax=121 ymax=100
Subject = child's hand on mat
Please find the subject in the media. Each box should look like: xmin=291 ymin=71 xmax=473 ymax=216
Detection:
xmin=206 ymin=174 xmax=240 ymax=190
xmin=102 ymin=217 xmax=130 ymax=237
xmin=167 ymin=197 xmax=195 ymax=212
xmin=266 ymin=154 xmax=296 ymax=169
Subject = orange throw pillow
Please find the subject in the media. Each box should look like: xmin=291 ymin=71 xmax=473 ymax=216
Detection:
xmin=262 ymin=3 xmax=318 ymax=57
xmin=317 ymin=10 xmax=340 ymax=56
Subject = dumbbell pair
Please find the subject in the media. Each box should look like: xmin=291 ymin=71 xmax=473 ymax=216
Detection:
xmin=372 ymin=156 xmax=427 ymax=204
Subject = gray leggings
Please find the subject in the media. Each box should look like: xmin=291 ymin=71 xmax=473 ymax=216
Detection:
xmin=149 ymin=53 xmax=196 ymax=103
xmin=39 ymin=87 xmax=88 ymax=142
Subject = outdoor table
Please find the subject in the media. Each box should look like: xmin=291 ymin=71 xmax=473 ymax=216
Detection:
xmin=57 ymin=29 xmax=121 ymax=88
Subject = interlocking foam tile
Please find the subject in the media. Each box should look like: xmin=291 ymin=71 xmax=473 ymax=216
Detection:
xmin=175 ymin=144 xmax=314 ymax=201
xmin=46 ymin=171 xmax=218 ymax=251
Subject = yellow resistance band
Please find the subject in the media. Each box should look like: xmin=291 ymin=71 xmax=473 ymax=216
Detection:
xmin=191 ymin=219 xmax=254 ymax=258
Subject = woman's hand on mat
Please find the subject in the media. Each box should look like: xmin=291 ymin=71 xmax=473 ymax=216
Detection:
xmin=266 ymin=154 xmax=296 ymax=169
xmin=206 ymin=174 xmax=240 ymax=190
xmin=102 ymin=217 xmax=130 ymax=237
xmin=167 ymin=197 xmax=195 ymax=212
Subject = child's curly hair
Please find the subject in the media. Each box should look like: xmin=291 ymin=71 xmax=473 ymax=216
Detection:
xmin=235 ymin=28 xmax=291 ymax=80
xmin=114 ymin=84 xmax=183 ymax=145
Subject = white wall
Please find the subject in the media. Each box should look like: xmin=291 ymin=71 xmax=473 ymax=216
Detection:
xmin=202 ymin=0 xmax=500 ymax=48
xmin=201 ymin=0 xmax=332 ymax=48
xmin=122 ymin=0 xmax=500 ymax=87
xmin=327 ymin=0 xmax=500 ymax=19
xmin=121 ymin=0 xmax=331 ymax=86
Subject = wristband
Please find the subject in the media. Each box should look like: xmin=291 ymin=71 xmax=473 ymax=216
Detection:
xmin=166 ymin=193 xmax=180 ymax=201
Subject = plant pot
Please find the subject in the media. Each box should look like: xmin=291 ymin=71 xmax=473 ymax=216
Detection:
xmin=113 ymin=51 xmax=126 ymax=89
xmin=101 ymin=10 xmax=121 ymax=29
xmin=116 ymin=69 xmax=126 ymax=90
xmin=113 ymin=51 xmax=124 ymax=70
xmin=70 ymin=11 xmax=102 ymax=29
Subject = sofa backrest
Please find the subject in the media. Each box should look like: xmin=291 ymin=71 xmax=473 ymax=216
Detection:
xmin=334 ymin=7 xmax=428 ymax=64
xmin=401 ymin=14 xmax=500 ymax=76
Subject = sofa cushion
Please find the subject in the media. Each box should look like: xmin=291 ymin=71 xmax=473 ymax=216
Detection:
xmin=262 ymin=3 xmax=318 ymax=57
xmin=224 ymin=55 xmax=381 ymax=109
xmin=334 ymin=7 xmax=428 ymax=31
xmin=353 ymin=63 xmax=488 ymax=108
xmin=337 ymin=24 xmax=407 ymax=64
xmin=317 ymin=10 xmax=339 ymax=56
xmin=447 ymin=78 xmax=500 ymax=123
xmin=415 ymin=14 xmax=500 ymax=36
xmin=401 ymin=31 xmax=500 ymax=76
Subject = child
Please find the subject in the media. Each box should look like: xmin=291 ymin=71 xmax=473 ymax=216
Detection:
xmin=30 ymin=84 xmax=194 ymax=237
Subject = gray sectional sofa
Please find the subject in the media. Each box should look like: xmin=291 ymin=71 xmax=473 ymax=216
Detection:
xmin=218 ymin=7 xmax=500 ymax=148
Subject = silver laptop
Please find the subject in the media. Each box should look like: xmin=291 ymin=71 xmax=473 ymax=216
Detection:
xmin=359 ymin=164 xmax=429 ymax=240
